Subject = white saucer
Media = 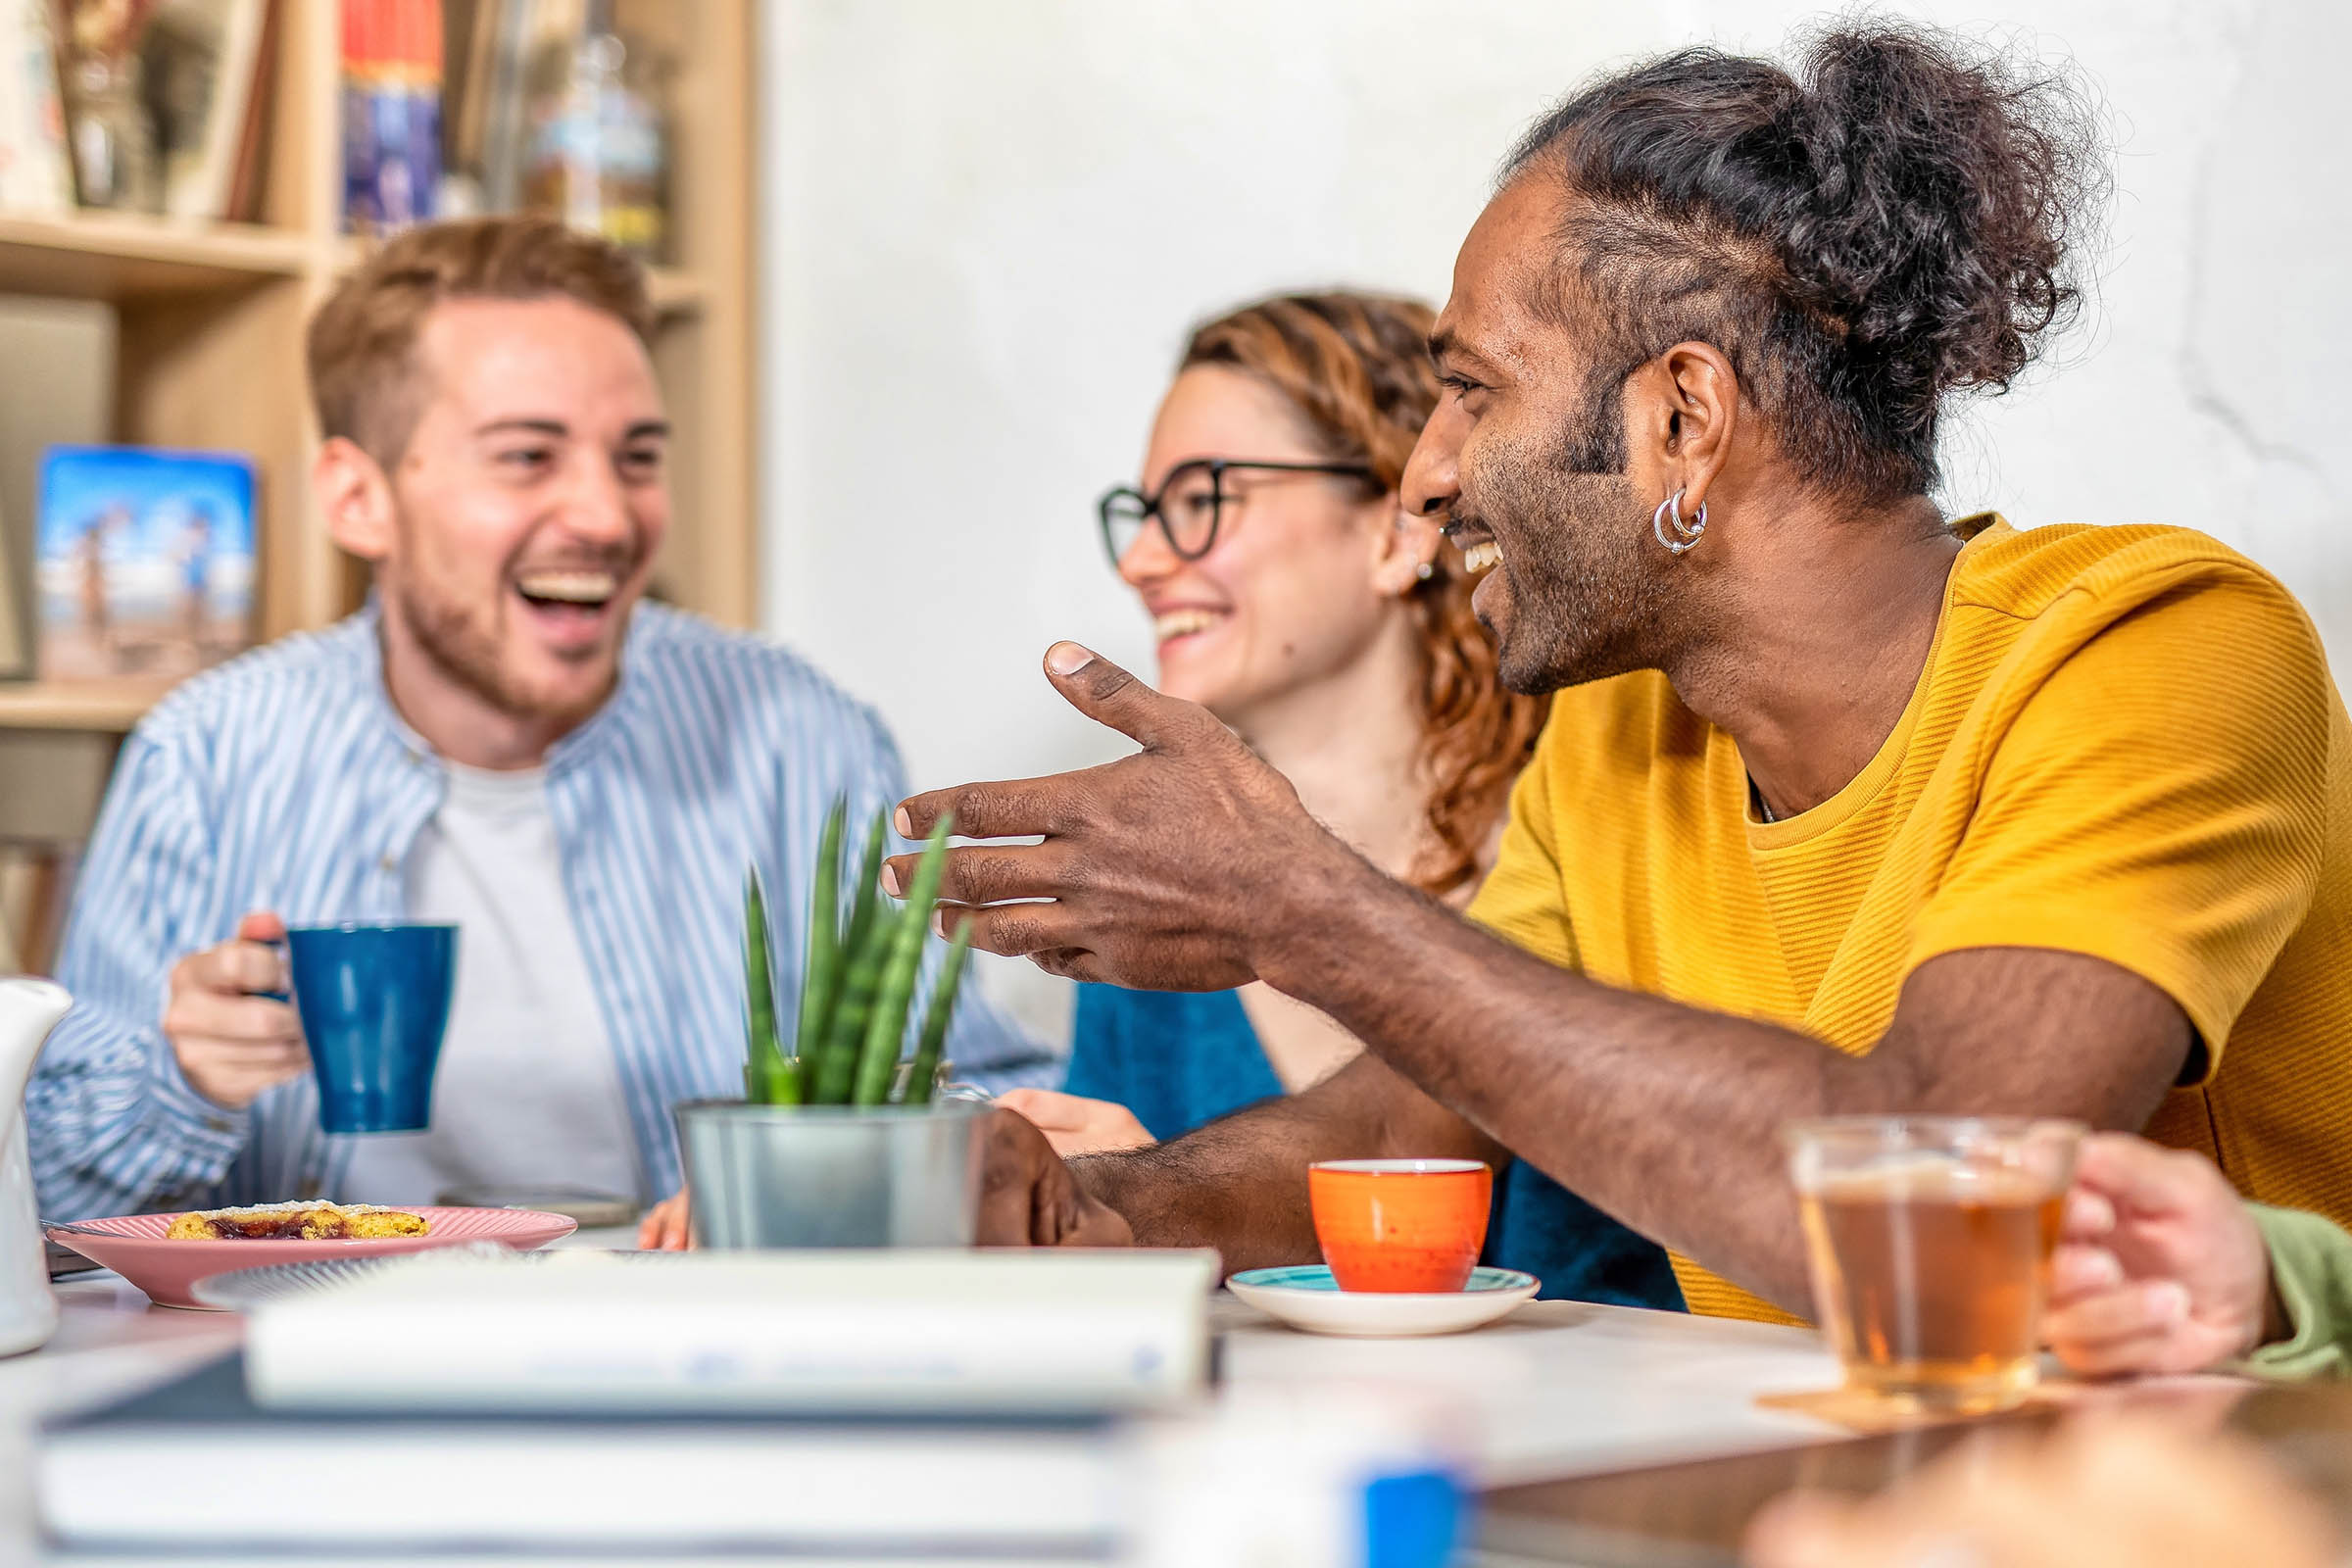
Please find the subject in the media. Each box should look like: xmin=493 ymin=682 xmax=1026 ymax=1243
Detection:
xmin=1226 ymin=1264 xmax=1541 ymax=1337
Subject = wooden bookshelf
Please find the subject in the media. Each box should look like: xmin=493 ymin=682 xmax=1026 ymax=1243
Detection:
xmin=0 ymin=0 xmax=757 ymax=715
xmin=0 ymin=214 xmax=312 ymax=298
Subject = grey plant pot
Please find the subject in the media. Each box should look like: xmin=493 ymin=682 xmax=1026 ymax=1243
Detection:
xmin=674 ymin=1098 xmax=991 ymax=1250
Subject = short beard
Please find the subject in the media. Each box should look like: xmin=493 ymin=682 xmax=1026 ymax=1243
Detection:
xmin=1468 ymin=369 xmax=1673 ymax=695
xmin=385 ymin=525 xmax=634 ymax=734
xmin=393 ymin=571 xmax=543 ymax=721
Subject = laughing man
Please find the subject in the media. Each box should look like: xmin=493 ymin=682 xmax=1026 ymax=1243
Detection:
xmin=31 ymin=217 xmax=1049 ymax=1219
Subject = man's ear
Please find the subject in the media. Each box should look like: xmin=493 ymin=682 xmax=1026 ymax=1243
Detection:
xmin=1368 ymin=496 xmax=1443 ymax=598
xmin=1636 ymin=341 xmax=1741 ymax=515
xmin=316 ymin=436 xmax=395 ymax=563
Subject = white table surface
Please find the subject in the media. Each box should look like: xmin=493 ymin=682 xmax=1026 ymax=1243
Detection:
xmin=0 ymin=1232 xmax=1845 ymax=1564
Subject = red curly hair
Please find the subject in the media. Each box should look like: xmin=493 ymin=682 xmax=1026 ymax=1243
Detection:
xmin=1180 ymin=292 xmax=1548 ymax=898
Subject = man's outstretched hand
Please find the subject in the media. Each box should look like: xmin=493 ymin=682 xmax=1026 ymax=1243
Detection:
xmin=888 ymin=643 xmax=1357 ymax=992
xmin=976 ymin=1107 xmax=1136 ymax=1248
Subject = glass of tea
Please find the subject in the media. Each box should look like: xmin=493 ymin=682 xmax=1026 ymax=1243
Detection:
xmin=1784 ymin=1115 xmax=2083 ymax=1414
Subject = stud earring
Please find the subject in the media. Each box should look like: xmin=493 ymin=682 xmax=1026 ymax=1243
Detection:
xmin=1415 ymin=561 xmax=1436 ymax=581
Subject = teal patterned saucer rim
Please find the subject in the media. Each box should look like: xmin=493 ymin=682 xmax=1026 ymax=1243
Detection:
xmin=1227 ymin=1264 xmax=1539 ymax=1296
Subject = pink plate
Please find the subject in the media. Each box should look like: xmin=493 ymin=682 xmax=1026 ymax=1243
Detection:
xmin=45 ymin=1206 xmax=578 ymax=1310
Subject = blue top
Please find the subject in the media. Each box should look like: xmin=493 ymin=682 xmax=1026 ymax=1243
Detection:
xmin=1067 ymin=986 xmax=1684 ymax=1310
xmin=32 ymin=604 xmax=1056 ymax=1218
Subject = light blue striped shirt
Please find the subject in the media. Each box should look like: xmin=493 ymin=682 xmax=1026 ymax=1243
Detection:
xmin=30 ymin=605 xmax=1055 ymax=1219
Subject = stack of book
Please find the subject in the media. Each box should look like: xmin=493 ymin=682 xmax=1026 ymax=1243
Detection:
xmin=341 ymin=0 xmax=443 ymax=235
xmin=40 ymin=1249 xmax=1224 ymax=1557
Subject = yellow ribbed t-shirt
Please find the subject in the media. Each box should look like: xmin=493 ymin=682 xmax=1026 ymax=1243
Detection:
xmin=1466 ymin=517 xmax=2352 ymax=1323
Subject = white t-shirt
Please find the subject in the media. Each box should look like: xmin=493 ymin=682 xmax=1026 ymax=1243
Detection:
xmin=338 ymin=760 xmax=642 ymax=1205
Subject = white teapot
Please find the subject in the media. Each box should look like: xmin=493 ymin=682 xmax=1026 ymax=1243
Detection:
xmin=0 ymin=978 xmax=71 ymax=1356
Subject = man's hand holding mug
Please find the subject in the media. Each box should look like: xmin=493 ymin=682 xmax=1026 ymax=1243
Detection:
xmin=163 ymin=910 xmax=305 ymax=1110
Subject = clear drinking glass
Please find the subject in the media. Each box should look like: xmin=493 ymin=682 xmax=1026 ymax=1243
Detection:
xmin=1784 ymin=1116 xmax=2083 ymax=1413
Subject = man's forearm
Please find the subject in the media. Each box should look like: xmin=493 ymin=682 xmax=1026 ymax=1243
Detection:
xmin=1072 ymin=1053 xmax=1502 ymax=1272
xmin=1250 ymin=857 xmax=1893 ymax=1311
xmin=26 ymin=1023 xmax=246 ymax=1219
xmin=1250 ymin=858 xmax=2190 ymax=1314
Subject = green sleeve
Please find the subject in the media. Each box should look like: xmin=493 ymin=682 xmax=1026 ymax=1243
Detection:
xmin=2239 ymin=1204 xmax=2352 ymax=1381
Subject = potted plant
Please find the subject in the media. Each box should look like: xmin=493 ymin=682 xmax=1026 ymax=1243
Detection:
xmin=675 ymin=798 xmax=988 ymax=1249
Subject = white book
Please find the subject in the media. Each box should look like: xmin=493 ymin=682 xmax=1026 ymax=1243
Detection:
xmin=244 ymin=1248 xmax=1220 ymax=1416
xmin=148 ymin=0 xmax=270 ymax=220
xmin=0 ymin=0 xmax=72 ymax=215
xmin=41 ymin=1352 xmax=1130 ymax=1552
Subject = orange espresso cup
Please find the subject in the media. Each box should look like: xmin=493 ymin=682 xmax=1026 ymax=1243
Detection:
xmin=1308 ymin=1158 xmax=1493 ymax=1293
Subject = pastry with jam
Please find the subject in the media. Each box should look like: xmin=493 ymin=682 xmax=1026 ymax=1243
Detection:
xmin=166 ymin=1200 xmax=430 ymax=1240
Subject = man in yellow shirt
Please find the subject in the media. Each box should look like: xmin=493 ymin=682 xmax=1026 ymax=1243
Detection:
xmin=896 ymin=24 xmax=2352 ymax=1320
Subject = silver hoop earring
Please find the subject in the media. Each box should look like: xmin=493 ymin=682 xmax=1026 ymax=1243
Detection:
xmin=1651 ymin=487 xmax=1708 ymax=555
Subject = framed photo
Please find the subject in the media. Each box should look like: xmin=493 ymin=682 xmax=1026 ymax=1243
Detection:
xmin=35 ymin=444 xmax=258 ymax=684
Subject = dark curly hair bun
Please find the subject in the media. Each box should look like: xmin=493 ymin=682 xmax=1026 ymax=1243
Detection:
xmin=1505 ymin=20 xmax=2107 ymax=500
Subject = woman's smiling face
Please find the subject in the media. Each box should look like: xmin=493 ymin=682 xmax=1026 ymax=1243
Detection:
xmin=1116 ymin=366 xmax=1419 ymax=726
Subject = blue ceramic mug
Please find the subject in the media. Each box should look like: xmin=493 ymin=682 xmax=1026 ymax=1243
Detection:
xmin=284 ymin=922 xmax=458 ymax=1135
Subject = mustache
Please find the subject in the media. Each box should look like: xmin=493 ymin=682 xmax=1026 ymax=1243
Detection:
xmin=1438 ymin=504 xmax=1492 ymax=541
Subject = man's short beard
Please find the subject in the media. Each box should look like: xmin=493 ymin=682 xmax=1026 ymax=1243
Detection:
xmin=1475 ymin=368 xmax=1670 ymax=695
xmin=1488 ymin=473 xmax=1661 ymax=695
xmin=394 ymin=574 xmax=544 ymax=720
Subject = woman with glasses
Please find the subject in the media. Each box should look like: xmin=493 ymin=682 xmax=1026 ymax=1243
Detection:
xmin=995 ymin=291 xmax=1681 ymax=1307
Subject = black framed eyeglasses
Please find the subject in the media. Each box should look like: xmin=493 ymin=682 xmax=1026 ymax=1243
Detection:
xmin=1097 ymin=458 xmax=1378 ymax=567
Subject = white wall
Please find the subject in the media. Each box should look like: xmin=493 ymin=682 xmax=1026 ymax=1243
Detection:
xmin=758 ymin=0 xmax=2352 ymax=1046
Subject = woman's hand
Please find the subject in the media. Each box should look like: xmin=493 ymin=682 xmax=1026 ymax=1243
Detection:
xmin=997 ymin=1088 xmax=1155 ymax=1157
xmin=638 ymin=1188 xmax=693 ymax=1250
xmin=2044 ymin=1133 xmax=2282 ymax=1377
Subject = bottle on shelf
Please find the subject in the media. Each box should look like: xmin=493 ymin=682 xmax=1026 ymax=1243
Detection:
xmin=517 ymin=0 xmax=668 ymax=259
xmin=56 ymin=0 xmax=158 ymax=213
